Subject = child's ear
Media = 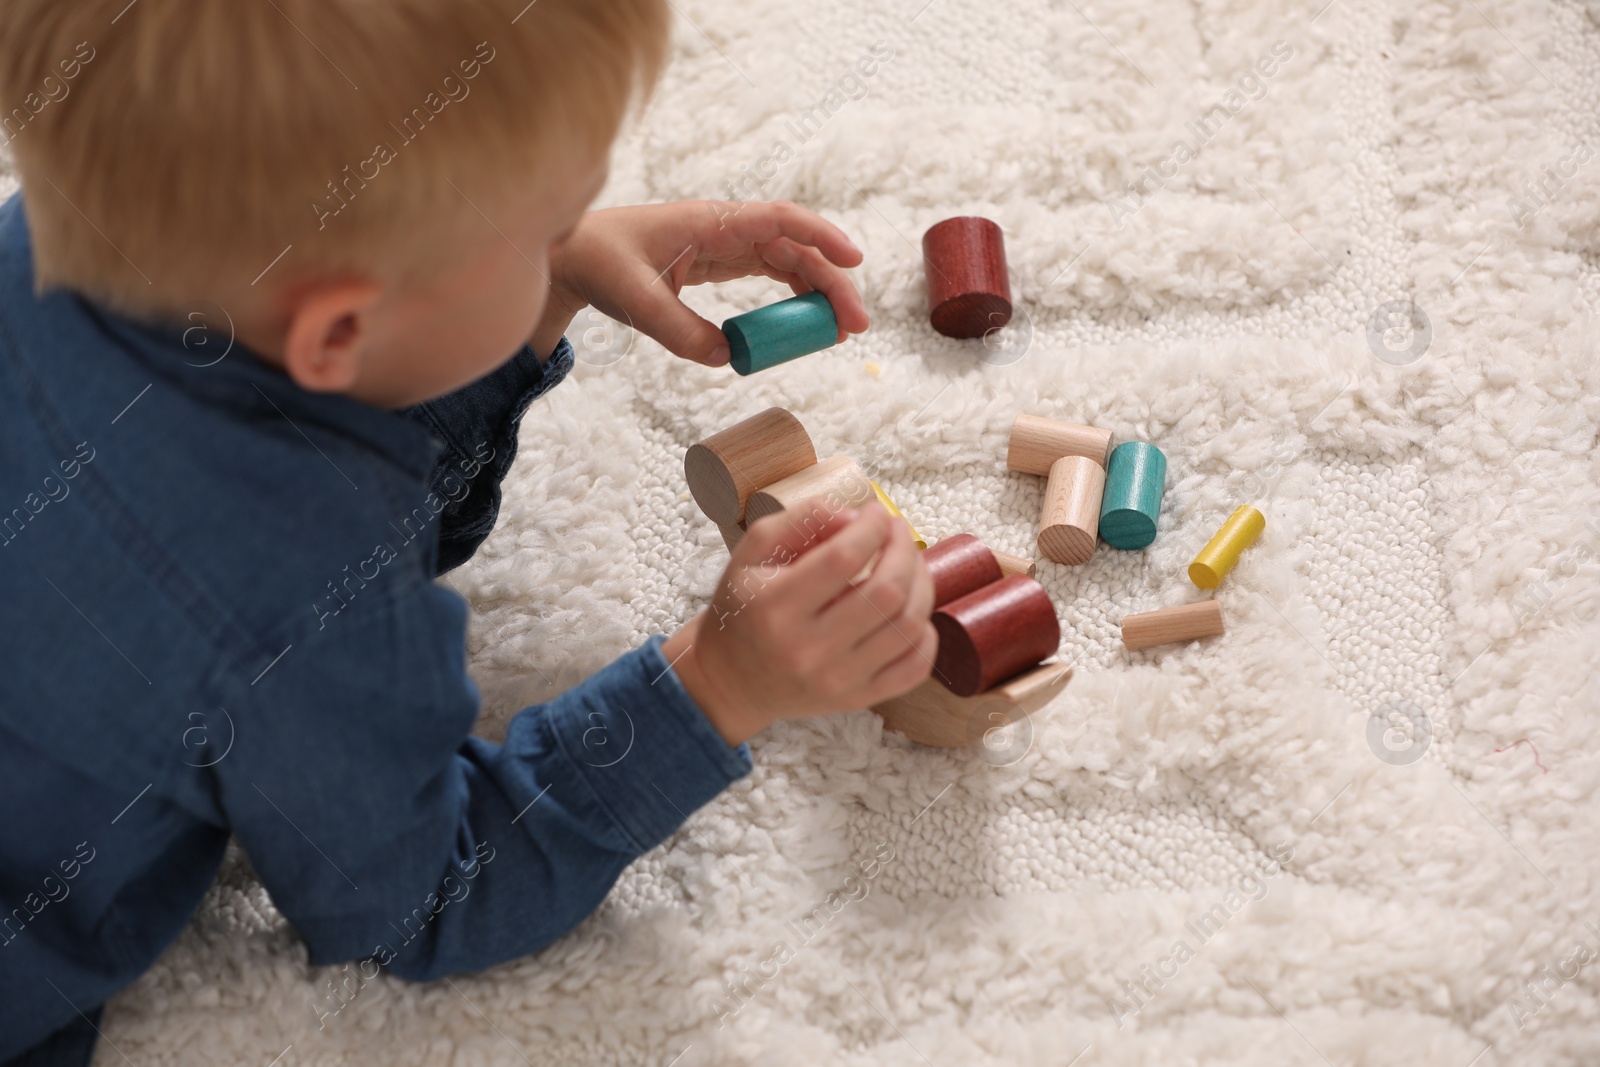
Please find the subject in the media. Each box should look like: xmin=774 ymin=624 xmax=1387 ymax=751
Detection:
xmin=282 ymin=280 xmax=385 ymax=394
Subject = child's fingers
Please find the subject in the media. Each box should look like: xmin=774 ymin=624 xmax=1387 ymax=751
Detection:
xmin=780 ymin=503 xmax=892 ymax=615
xmin=857 ymin=622 xmax=940 ymax=705
xmin=816 ymin=516 xmax=921 ymax=637
xmin=737 ymin=495 xmax=861 ymax=571
xmin=626 ymin=271 xmax=732 ymax=366
xmin=756 ymin=238 xmax=871 ymax=338
xmin=706 ymin=200 xmax=865 ymax=270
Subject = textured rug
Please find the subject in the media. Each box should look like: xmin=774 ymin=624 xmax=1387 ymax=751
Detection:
xmin=18 ymin=0 xmax=1600 ymax=1063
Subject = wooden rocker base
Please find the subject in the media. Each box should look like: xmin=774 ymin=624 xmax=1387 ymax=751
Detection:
xmin=872 ymin=661 xmax=1072 ymax=748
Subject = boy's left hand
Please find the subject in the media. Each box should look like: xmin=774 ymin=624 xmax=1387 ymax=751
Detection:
xmin=542 ymin=200 xmax=871 ymax=367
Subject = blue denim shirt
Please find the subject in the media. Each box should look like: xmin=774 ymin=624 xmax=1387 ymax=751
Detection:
xmin=0 ymin=192 xmax=751 ymax=1059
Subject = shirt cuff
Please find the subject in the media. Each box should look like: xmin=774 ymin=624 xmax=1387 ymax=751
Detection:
xmin=545 ymin=636 xmax=752 ymax=855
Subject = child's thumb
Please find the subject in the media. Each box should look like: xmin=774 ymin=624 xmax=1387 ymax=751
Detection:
xmin=738 ymin=496 xmax=875 ymax=566
xmin=640 ymin=293 xmax=732 ymax=366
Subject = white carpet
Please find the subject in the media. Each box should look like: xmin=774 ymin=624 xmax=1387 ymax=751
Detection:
xmin=29 ymin=0 xmax=1600 ymax=1063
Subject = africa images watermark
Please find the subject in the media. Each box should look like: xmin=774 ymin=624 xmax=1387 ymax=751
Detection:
xmin=309 ymin=839 xmax=498 ymax=1029
xmin=310 ymin=41 xmax=499 ymax=231
xmin=0 ymin=40 xmax=97 ymax=146
xmin=706 ymin=841 xmax=897 ymax=1028
xmin=1105 ymin=40 xmax=1295 ymax=230
xmin=1106 ymin=841 xmax=1295 ymax=1029
xmin=310 ymin=440 xmax=495 ymax=629
xmin=1502 ymin=921 xmax=1600 ymax=1032
xmin=713 ymin=41 xmax=895 ymax=224
xmin=0 ymin=841 xmax=98 ymax=948
xmin=1 ymin=441 xmax=97 ymax=549
xmin=709 ymin=461 xmax=881 ymax=631
xmin=1506 ymin=119 xmax=1600 ymax=230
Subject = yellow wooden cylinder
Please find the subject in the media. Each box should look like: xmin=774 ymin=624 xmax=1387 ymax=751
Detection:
xmin=872 ymin=481 xmax=927 ymax=549
xmin=1188 ymin=505 xmax=1265 ymax=589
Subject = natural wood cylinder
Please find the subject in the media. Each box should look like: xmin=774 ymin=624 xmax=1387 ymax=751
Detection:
xmin=1038 ymin=455 xmax=1105 ymax=565
xmin=685 ymin=408 xmax=817 ymax=527
xmin=1121 ymin=600 xmax=1225 ymax=652
xmin=744 ymin=455 xmax=875 ymax=524
xmin=992 ymin=550 xmax=1037 ymax=579
xmin=1007 ymin=413 xmax=1113 ymax=475
xmin=922 ymin=217 xmax=1012 ymax=339
xmin=933 ymin=574 xmax=1061 ymax=697
xmin=922 ymin=534 xmax=1004 ymax=608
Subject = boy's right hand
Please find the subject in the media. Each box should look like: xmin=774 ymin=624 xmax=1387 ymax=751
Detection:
xmin=664 ymin=501 xmax=937 ymax=747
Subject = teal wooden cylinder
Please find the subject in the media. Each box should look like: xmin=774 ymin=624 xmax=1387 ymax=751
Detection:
xmin=723 ymin=291 xmax=839 ymax=376
xmin=1099 ymin=442 xmax=1167 ymax=550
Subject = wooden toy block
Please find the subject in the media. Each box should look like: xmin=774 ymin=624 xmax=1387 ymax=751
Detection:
xmin=991 ymin=550 xmax=1037 ymax=579
xmin=685 ymin=407 xmax=816 ymax=528
xmin=922 ymin=533 xmax=1004 ymax=607
xmin=743 ymin=455 xmax=875 ymax=525
xmin=874 ymin=661 xmax=1072 ymax=748
xmin=871 ymin=481 xmax=927 ymax=550
xmin=723 ymin=291 xmax=839 ymax=376
xmin=718 ymin=523 xmax=744 ymax=553
xmin=933 ymin=574 xmax=1061 ymax=697
xmin=1100 ymin=441 xmax=1167 ymax=550
xmin=1121 ymin=600 xmax=1225 ymax=652
xmin=1006 ymin=413 xmax=1114 ymax=474
xmin=1038 ymin=455 xmax=1105 ymax=565
xmin=922 ymin=217 xmax=1012 ymax=339
xmin=1189 ymin=505 xmax=1265 ymax=589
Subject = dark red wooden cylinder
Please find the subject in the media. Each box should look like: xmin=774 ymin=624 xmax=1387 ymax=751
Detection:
xmin=922 ymin=533 xmax=1004 ymax=608
xmin=922 ymin=217 xmax=1012 ymax=339
xmin=932 ymin=574 xmax=1060 ymax=697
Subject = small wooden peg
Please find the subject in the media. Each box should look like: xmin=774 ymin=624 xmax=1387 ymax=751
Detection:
xmin=1189 ymin=506 xmax=1265 ymax=589
xmin=1121 ymin=600 xmax=1225 ymax=652
xmin=991 ymin=550 xmax=1037 ymax=579
xmin=1007 ymin=413 xmax=1113 ymax=475
xmin=685 ymin=407 xmax=817 ymax=528
xmin=871 ymin=481 xmax=927 ymax=550
xmin=1038 ymin=455 xmax=1105 ymax=565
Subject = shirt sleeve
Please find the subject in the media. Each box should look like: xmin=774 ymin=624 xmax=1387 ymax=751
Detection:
xmin=397 ymin=339 xmax=577 ymax=574
xmin=216 ymin=578 xmax=749 ymax=980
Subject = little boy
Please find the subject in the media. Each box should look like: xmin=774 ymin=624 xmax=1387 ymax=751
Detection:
xmin=0 ymin=1 xmax=936 ymax=1061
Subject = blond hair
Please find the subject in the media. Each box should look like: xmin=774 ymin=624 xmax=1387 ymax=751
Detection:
xmin=0 ymin=0 xmax=668 ymax=319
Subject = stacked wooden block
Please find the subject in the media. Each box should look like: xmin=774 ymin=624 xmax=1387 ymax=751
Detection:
xmin=684 ymin=408 xmax=1071 ymax=748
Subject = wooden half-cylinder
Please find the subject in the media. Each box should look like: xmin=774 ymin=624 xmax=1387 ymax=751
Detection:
xmin=685 ymin=407 xmax=817 ymax=528
xmin=1121 ymin=600 xmax=1225 ymax=652
xmin=874 ymin=661 xmax=1072 ymax=748
xmin=933 ymin=574 xmax=1061 ymax=697
xmin=1038 ymin=455 xmax=1105 ymax=565
xmin=1007 ymin=414 xmax=1113 ymax=475
xmin=922 ymin=534 xmax=1004 ymax=607
xmin=744 ymin=455 xmax=875 ymax=525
